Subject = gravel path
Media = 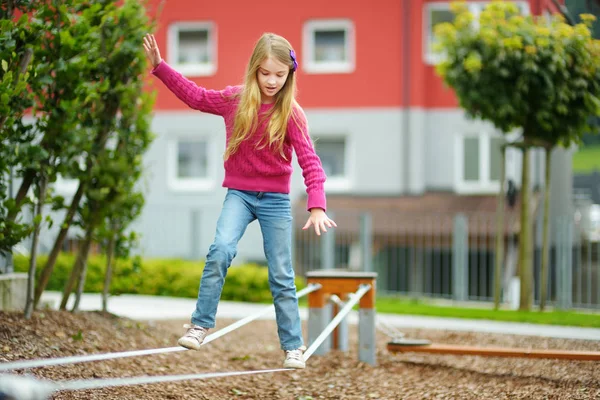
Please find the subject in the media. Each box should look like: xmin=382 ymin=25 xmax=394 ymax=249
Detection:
xmin=0 ymin=311 xmax=598 ymax=399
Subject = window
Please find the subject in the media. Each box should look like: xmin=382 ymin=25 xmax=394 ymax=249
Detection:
xmin=456 ymin=132 xmax=505 ymax=193
xmin=167 ymin=137 xmax=214 ymax=191
xmin=489 ymin=136 xmax=504 ymax=181
xmin=424 ymin=1 xmax=530 ymax=64
xmin=463 ymin=137 xmax=480 ymax=182
xmin=314 ymin=136 xmax=350 ymax=191
xmin=167 ymin=22 xmax=216 ymax=76
xmin=303 ymin=19 xmax=355 ymax=74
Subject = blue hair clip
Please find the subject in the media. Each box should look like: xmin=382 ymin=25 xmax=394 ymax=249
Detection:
xmin=290 ymin=49 xmax=298 ymax=71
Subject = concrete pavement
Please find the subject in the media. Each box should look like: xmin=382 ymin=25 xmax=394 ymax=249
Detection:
xmin=40 ymin=291 xmax=600 ymax=341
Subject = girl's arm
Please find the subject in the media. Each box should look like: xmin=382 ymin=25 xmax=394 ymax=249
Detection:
xmin=288 ymin=106 xmax=337 ymax=235
xmin=143 ymin=33 xmax=232 ymax=116
xmin=288 ymin=108 xmax=327 ymax=210
xmin=152 ymin=61 xmax=233 ymax=116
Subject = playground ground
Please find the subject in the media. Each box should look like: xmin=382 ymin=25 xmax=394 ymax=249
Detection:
xmin=1 ymin=307 xmax=599 ymax=400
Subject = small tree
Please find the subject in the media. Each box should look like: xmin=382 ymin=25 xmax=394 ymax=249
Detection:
xmin=35 ymin=0 xmax=155 ymax=309
xmin=2 ymin=0 xmax=154 ymax=315
xmin=24 ymin=173 xmax=48 ymax=319
xmin=2 ymin=0 xmax=101 ymax=311
xmin=9 ymin=0 xmax=108 ymax=308
xmin=5 ymin=0 xmax=100 ymax=235
xmin=56 ymin=0 xmax=155 ymax=311
xmin=0 ymin=1 xmax=39 ymax=253
xmin=435 ymin=1 xmax=600 ymax=310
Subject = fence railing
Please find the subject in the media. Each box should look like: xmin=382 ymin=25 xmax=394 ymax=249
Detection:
xmin=3 ymin=202 xmax=598 ymax=311
xmin=293 ymin=209 xmax=600 ymax=310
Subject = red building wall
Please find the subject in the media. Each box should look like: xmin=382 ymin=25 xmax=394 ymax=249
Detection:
xmin=147 ymin=0 xmax=404 ymax=110
xmin=147 ymin=0 xmax=564 ymax=111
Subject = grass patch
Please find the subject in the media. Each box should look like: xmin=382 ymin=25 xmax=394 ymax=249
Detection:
xmin=374 ymin=296 xmax=600 ymax=328
xmin=573 ymin=144 xmax=600 ymax=173
xmin=300 ymin=295 xmax=600 ymax=328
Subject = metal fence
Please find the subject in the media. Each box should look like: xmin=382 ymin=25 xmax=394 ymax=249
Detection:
xmin=293 ymin=209 xmax=600 ymax=311
xmin=3 ymin=201 xmax=598 ymax=311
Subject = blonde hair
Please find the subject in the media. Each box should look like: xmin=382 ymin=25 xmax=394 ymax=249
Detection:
xmin=225 ymin=33 xmax=302 ymax=160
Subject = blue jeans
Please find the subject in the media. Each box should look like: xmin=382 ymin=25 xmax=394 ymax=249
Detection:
xmin=191 ymin=189 xmax=303 ymax=351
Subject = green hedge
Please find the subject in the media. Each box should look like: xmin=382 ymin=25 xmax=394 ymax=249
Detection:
xmin=13 ymin=254 xmax=306 ymax=303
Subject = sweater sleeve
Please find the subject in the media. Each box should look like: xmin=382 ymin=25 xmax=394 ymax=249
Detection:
xmin=288 ymin=106 xmax=327 ymax=211
xmin=151 ymin=60 xmax=234 ymax=116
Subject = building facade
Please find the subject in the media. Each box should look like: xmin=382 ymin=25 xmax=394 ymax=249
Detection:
xmin=58 ymin=0 xmax=569 ymax=264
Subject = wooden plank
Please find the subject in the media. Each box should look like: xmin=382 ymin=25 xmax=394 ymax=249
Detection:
xmin=307 ymin=278 xmax=376 ymax=309
xmin=387 ymin=342 xmax=600 ymax=361
xmin=306 ymin=278 xmax=375 ymax=294
xmin=306 ymin=270 xmax=378 ymax=279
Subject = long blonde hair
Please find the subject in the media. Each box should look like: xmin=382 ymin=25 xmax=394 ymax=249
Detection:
xmin=225 ymin=33 xmax=301 ymax=160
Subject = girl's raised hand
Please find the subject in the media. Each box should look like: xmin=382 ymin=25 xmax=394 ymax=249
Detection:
xmin=302 ymin=208 xmax=337 ymax=236
xmin=142 ymin=33 xmax=162 ymax=68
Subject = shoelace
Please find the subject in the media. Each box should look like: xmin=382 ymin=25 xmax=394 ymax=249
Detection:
xmin=285 ymin=349 xmax=303 ymax=361
xmin=183 ymin=324 xmax=207 ymax=340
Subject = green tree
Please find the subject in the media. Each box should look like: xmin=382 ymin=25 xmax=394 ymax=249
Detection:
xmin=566 ymin=0 xmax=600 ymax=145
xmin=0 ymin=1 xmax=39 ymax=254
xmin=2 ymin=0 xmax=102 ymax=280
xmin=3 ymin=0 xmax=106 ymax=308
xmin=7 ymin=0 xmax=100 ymax=222
xmin=34 ymin=0 xmax=155 ymax=309
xmin=53 ymin=0 xmax=155 ymax=311
xmin=435 ymin=1 xmax=600 ymax=310
xmin=1 ymin=0 xmax=154 ymax=315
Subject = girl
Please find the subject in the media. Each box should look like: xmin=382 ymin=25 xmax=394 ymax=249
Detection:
xmin=142 ymin=32 xmax=336 ymax=369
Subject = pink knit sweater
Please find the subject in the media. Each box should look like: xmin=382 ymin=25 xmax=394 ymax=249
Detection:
xmin=152 ymin=61 xmax=327 ymax=211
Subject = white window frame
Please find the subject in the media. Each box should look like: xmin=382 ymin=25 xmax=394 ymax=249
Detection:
xmin=454 ymin=131 xmax=506 ymax=194
xmin=302 ymin=19 xmax=355 ymax=74
xmin=314 ymin=134 xmax=353 ymax=192
xmin=167 ymin=22 xmax=217 ymax=77
xmin=424 ymin=1 xmax=530 ymax=65
xmin=167 ymin=135 xmax=216 ymax=192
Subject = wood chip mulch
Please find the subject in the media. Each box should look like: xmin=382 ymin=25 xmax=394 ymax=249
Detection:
xmin=1 ymin=310 xmax=599 ymax=399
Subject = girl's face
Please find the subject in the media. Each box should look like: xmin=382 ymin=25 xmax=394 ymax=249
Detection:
xmin=257 ymin=56 xmax=290 ymax=104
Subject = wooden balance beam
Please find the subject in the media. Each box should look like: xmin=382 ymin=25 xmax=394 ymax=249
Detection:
xmin=387 ymin=340 xmax=600 ymax=361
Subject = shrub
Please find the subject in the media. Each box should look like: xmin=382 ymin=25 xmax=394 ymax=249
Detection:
xmin=13 ymin=254 xmax=306 ymax=303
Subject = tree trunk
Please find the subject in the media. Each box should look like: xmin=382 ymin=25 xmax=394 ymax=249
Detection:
xmin=494 ymin=146 xmax=506 ymax=310
xmin=24 ymin=176 xmax=47 ymax=319
xmin=59 ymin=230 xmax=93 ymax=311
xmin=72 ymin=240 xmax=91 ymax=312
xmin=33 ymin=181 xmax=86 ymax=308
xmin=72 ymin=209 xmax=103 ymax=312
xmin=519 ymin=148 xmax=533 ymax=311
xmin=102 ymin=229 xmax=116 ymax=313
xmin=540 ymin=147 xmax=553 ymax=311
xmin=6 ymin=169 xmax=35 ymax=224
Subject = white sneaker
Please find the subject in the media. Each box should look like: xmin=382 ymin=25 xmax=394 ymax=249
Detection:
xmin=177 ymin=324 xmax=208 ymax=350
xmin=283 ymin=346 xmax=306 ymax=369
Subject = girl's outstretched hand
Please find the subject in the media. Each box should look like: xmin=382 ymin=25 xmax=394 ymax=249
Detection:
xmin=303 ymin=208 xmax=337 ymax=236
xmin=143 ymin=33 xmax=162 ymax=68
